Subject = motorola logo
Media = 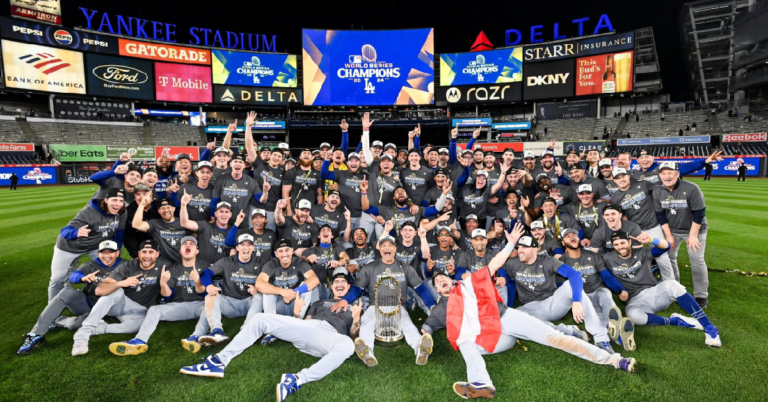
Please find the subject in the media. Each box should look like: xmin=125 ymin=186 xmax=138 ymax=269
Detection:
xmin=446 ymin=87 xmax=461 ymax=103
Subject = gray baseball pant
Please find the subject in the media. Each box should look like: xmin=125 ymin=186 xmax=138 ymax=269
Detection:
xmin=669 ymin=229 xmax=709 ymax=298
xmin=626 ymin=280 xmax=688 ymax=325
xmin=216 ymin=315 xmax=354 ymax=384
xmin=459 ymin=308 xmax=622 ymax=386
xmin=135 ymin=301 xmax=205 ymax=343
xmin=360 ymin=305 xmax=421 ymax=355
xmin=516 ymin=281 xmax=610 ymax=343
xmin=645 ymin=225 xmax=674 ymax=282
xmin=48 ymin=246 xmax=99 ymax=301
xmin=587 ymin=287 xmax=616 ymax=329
xmin=192 ymin=293 xmax=263 ymax=337
xmin=73 ymin=288 xmax=147 ymax=341
xmin=32 ymin=288 xmax=90 ymax=336
xmin=263 ymin=288 xmax=313 ymax=318
xmin=358 ymin=213 xmax=378 ymax=243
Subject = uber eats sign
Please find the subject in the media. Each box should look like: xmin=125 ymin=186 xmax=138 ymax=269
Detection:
xmin=50 ymin=145 xmax=106 ymax=162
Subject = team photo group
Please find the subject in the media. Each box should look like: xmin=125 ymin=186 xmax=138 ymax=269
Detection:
xmin=18 ymin=110 xmax=725 ymax=401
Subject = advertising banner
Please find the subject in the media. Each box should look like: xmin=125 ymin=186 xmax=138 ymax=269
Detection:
xmin=563 ymin=140 xmax=605 ymax=154
xmin=212 ymin=50 xmax=297 ymax=87
xmin=536 ymin=99 xmax=597 ymax=120
xmin=53 ymin=98 xmax=132 ymax=119
xmin=722 ymin=133 xmax=766 ymax=143
xmin=205 ymin=122 xmax=286 ymax=133
xmin=457 ymin=142 xmax=524 ymax=152
xmin=85 ymin=53 xmax=154 ymax=99
xmin=213 ymin=85 xmax=301 ymax=105
xmin=492 ymin=122 xmax=532 ymax=130
xmin=50 ymin=144 xmax=106 ymax=162
xmin=302 ymin=28 xmax=434 ymax=106
xmin=629 ymin=157 xmax=761 ymax=177
xmin=523 ymin=59 xmax=574 ymax=100
xmin=106 ymin=146 xmax=156 ymax=161
xmin=440 ymin=47 xmax=523 ymax=86
xmin=0 ymin=166 xmax=57 ymax=185
xmin=452 ymin=117 xmax=492 ymax=127
xmin=523 ymin=31 xmax=635 ymax=63
xmin=576 ymin=51 xmax=633 ymax=96
xmin=154 ymin=62 xmax=212 ymax=103
xmin=119 ymin=38 xmax=211 ymax=65
xmin=155 ymin=146 xmax=200 ymax=161
xmin=10 ymin=0 xmax=61 ymax=25
xmin=617 ymin=136 xmax=710 ymax=146
xmin=134 ymin=109 xmax=190 ymax=117
xmin=0 ymin=143 xmax=34 ymax=151
xmin=2 ymin=39 xmax=86 ymax=94
xmin=0 ymin=16 xmax=117 ymax=53
xmin=524 ymin=141 xmax=564 ymax=156
xmin=436 ymin=82 xmax=522 ymax=104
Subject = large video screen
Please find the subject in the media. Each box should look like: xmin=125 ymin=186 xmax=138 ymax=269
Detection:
xmin=302 ymin=28 xmax=434 ymax=106
xmin=576 ymin=51 xmax=633 ymax=96
xmin=2 ymin=39 xmax=86 ymax=94
xmin=212 ymin=50 xmax=297 ymax=87
xmin=440 ymin=47 xmax=523 ymax=86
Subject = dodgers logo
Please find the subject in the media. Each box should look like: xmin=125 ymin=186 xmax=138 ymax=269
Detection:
xmin=463 ymin=54 xmax=498 ymax=82
xmin=237 ymin=56 xmax=275 ymax=85
xmin=338 ymin=44 xmax=400 ymax=94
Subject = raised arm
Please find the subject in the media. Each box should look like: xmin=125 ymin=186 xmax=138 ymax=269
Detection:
xmin=222 ymin=119 xmax=236 ymax=154
xmin=449 ymin=127 xmax=458 ymax=164
xmin=132 ymin=197 xmax=151 ymax=232
xmin=487 ymin=222 xmax=524 ymax=277
xmin=361 ymin=112 xmax=375 ymax=165
xmin=340 ymin=119 xmax=349 ymax=157
xmin=178 ymin=190 xmax=199 ymax=232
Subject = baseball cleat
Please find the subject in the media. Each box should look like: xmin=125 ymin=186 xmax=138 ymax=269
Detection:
xmin=695 ymin=297 xmax=708 ymax=309
xmin=179 ymin=354 xmax=225 ymax=378
xmin=618 ymin=357 xmax=637 ymax=373
xmin=72 ymin=339 xmax=89 ymax=356
xmin=596 ymin=341 xmax=615 ymax=354
xmin=354 ymin=338 xmax=378 ymax=367
xmin=276 ymin=373 xmax=302 ymax=402
xmin=704 ymin=325 xmax=722 ymax=348
xmin=570 ymin=326 xmax=589 ymax=342
xmin=109 ymin=338 xmax=148 ymax=356
xmin=608 ymin=306 xmax=623 ymax=341
xmin=17 ymin=333 xmax=44 ymax=356
xmin=452 ymin=382 xmax=496 ymax=399
xmin=182 ymin=335 xmax=201 ymax=353
xmin=619 ymin=317 xmax=636 ymax=351
xmin=671 ymin=313 xmax=704 ymax=330
xmin=261 ymin=335 xmax=277 ymax=346
xmin=199 ymin=328 xmax=230 ymax=347
xmin=416 ymin=333 xmax=433 ymax=366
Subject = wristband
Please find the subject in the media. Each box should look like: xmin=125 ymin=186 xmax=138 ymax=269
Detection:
xmin=361 ymin=192 xmax=367 ymax=195
xmin=501 ymin=242 xmax=515 ymax=257
xmin=296 ymin=283 xmax=309 ymax=295
xmin=650 ymin=236 xmax=661 ymax=246
xmin=363 ymin=131 xmax=370 ymax=136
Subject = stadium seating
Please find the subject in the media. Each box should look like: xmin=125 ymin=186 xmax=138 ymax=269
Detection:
xmin=148 ymin=122 xmax=204 ymax=146
xmin=0 ymin=154 xmax=40 ymax=164
xmin=538 ymin=118 xmax=601 ymax=140
xmin=27 ymin=119 xmax=144 ymax=145
xmin=718 ymin=113 xmax=768 ymax=134
xmin=0 ymin=119 xmax=27 ymax=143
xmin=622 ymin=110 xmax=710 ymax=137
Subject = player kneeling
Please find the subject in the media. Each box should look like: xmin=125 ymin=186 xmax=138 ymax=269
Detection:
xmin=180 ymin=268 xmax=361 ymax=402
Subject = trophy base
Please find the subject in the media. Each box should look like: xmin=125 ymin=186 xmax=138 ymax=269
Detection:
xmin=374 ymin=336 xmax=405 ymax=348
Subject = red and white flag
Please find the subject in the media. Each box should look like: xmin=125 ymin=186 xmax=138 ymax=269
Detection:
xmin=446 ymin=267 xmax=502 ymax=353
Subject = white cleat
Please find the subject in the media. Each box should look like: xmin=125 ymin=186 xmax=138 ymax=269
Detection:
xmin=671 ymin=313 xmax=704 ymax=330
xmin=72 ymin=339 xmax=89 ymax=356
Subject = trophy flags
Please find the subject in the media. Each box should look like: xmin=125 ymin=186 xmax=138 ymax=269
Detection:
xmin=446 ymin=267 xmax=503 ymax=353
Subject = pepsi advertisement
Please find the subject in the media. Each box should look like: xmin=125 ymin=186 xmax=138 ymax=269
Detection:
xmin=0 ymin=166 xmax=58 ymax=186
xmin=440 ymin=47 xmax=523 ymax=86
xmin=212 ymin=50 xmax=297 ymax=87
xmin=302 ymin=28 xmax=434 ymax=106
xmin=0 ymin=16 xmax=118 ymax=54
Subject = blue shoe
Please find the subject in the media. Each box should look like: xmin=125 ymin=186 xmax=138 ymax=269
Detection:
xmin=596 ymin=341 xmax=615 ymax=354
xmin=199 ymin=328 xmax=230 ymax=347
xmin=109 ymin=338 xmax=148 ymax=356
xmin=607 ymin=306 xmax=622 ymax=341
xmin=570 ymin=326 xmax=589 ymax=342
xmin=671 ymin=313 xmax=704 ymax=330
xmin=618 ymin=357 xmax=637 ymax=373
xmin=704 ymin=325 xmax=722 ymax=348
xmin=276 ymin=373 xmax=302 ymax=401
xmin=181 ymin=335 xmax=201 ymax=354
xmin=261 ymin=335 xmax=277 ymax=346
xmin=17 ymin=333 xmax=44 ymax=356
xmin=179 ymin=354 xmax=225 ymax=378
xmin=452 ymin=382 xmax=496 ymax=399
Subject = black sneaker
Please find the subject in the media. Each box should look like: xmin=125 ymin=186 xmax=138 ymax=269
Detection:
xmin=695 ymin=297 xmax=708 ymax=309
xmin=17 ymin=333 xmax=45 ymax=356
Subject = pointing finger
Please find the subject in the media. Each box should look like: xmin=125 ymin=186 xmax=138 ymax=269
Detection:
xmin=93 ymin=270 xmax=100 ymax=276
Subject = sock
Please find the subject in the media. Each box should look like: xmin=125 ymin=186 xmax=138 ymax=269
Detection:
xmin=645 ymin=314 xmax=671 ymax=326
xmin=676 ymin=293 xmax=713 ymax=328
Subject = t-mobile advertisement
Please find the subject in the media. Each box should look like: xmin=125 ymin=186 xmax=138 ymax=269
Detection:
xmin=154 ymin=62 xmax=212 ymax=103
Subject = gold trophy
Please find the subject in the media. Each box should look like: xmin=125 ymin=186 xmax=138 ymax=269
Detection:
xmin=373 ymin=274 xmax=404 ymax=347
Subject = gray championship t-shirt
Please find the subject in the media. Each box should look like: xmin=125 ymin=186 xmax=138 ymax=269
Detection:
xmin=180 ymin=183 xmax=214 ymax=222
xmin=504 ymin=255 xmax=564 ymax=305
xmin=399 ymin=166 xmax=435 ymax=206
xmin=278 ymin=218 xmax=317 ymax=249
xmin=283 ymin=167 xmax=322 ymax=208
xmin=77 ymin=259 xmax=128 ymax=305
xmin=396 ymin=238 xmax=425 ymax=279
xmin=356 ymin=259 xmax=423 ymax=304
xmin=302 ymin=244 xmax=346 ymax=285
xmin=306 ymin=299 xmax=355 ymax=335
xmin=311 ymin=205 xmax=347 ymax=240
xmin=146 ymin=219 xmax=189 ymax=263
xmin=428 ymin=247 xmax=463 ymax=278
xmin=332 ymin=169 xmax=366 ymax=218
xmin=558 ymin=249 xmax=607 ymax=294
xmin=652 ymin=180 xmax=708 ymax=237
xmin=631 ymin=166 xmax=661 ymax=189
xmin=612 ymin=180 xmax=658 ymax=230
xmin=379 ymin=206 xmax=426 ymax=238
xmin=208 ymin=255 xmax=261 ymax=299
xmin=367 ymin=162 xmax=399 ymax=208
xmin=56 ymin=202 xmax=127 ymax=254
xmin=602 ymin=247 xmax=658 ymax=298
xmin=213 ymin=174 xmax=261 ymax=225
xmin=457 ymin=250 xmax=496 ymax=275
xmin=562 ymin=202 xmax=607 ymax=240
xmin=194 ymin=221 xmax=232 ymax=264
xmin=234 ymin=228 xmax=276 ymax=266
xmin=590 ymin=220 xmax=642 ymax=253
xmin=109 ymin=259 xmax=174 ymax=309
xmin=169 ymin=260 xmax=210 ymax=302
xmin=347 ymin=244 xmax=379 ymax=269
xmin=260 ymin=257 xmax=313 ymax=290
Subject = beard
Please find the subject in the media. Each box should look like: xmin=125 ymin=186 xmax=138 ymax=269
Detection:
xmin=299 ymin=159 xmax=312 ymax=168
xmin=157 ymin=164 xmax=171 ymax=175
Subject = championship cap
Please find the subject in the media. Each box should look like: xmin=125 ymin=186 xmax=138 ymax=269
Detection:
xmin=436 ymin=225 xmax=452 ymax=234
xmin=462 ymin=149 xmax=474 ymax=156
xmin=181 ymin=235 xmax=198 ymax=246
xmin=155 ymin=199 xmax=172 ymax=209
xmin=380 ymin=154 xmax=394 ymax=162
xmin=435 ymin=168 xmax=448 ymax=177
xmin=610 ymin=231 xmax=631 ymax=243
xmin=372 ymin=140 xmax=384 ymax=148
xmin=260 ymin=146 xmax=271 ymax=152
xmin=471 ymin=229 xmax=487 ymax=239
xmin=312 ymin=150 xmax=321 ymax=155
xmin=516 ymin=235 xmax=539 ymax=248
xmin=599 ymin=158 xmax=613 ymax=167
xmin=473 ymin=148 xmax=484 ymax=154
xmin=105 ymin=188 xmax=125 ymax=199
xmin=408 ymin=148 xmax=421 ymax=156
xmin=484 ymin=151 xmax=495 ymax=157
xmin=542 ymin=149 xmax=554 ymax=157
xmin=541 ymin=197 xmax=558 ymax=205
xmin=286 ymin=158 xmax=296 ymax=164
xmin=438 ymin=148 xmax=449 ymax=155
xmin=476 ymin=170 xmax=489 ymax=178
xmin=378 ymin=235 xmax=396 ymax=245
xmin=313 ymin=156 xmax=324 ymax=162
xmin=197 ymin=161 xmax=213 ymax=170
xmin=327 ymin=190 xmax=341 ymax=198
xmin=503 ymin=148 xmax=515 ymax=154
xmin=612 ymin=167 xmax=628 ymax=177
xmin=561 ymin=228 xmax=579 ymax=238
xmin=134 ymin=182 xmax=151 ymax=192
xmin=566 ymin=149 xmax=579 ymax=155
xmin=231 ymin=153 xmax=245 ymax=162
xmin=251 ymin=208 xmax=266 ymax=217
xmin=139 ymin=239 xmax=159 ymax=251
xmin=659 ymin=161 xmax=678 ymax=171
xmin=524 ymin=151 xmax=536 ymax=159
xmin=278 ymin=142 xmax=289 ymax=150
xmin=297 ymin=199 xmax=312 ymax=210
xmin=466 ymin=214 xmax=478 ymax=221
xmin=384 ymin=143 xmax=397 ymax=151
xmin=319 ymin=142 xmax=331 ymax=149
xmin=569 ymin=162 xmax=586 ymax=171
xmin=237 ymin=233 xmax=255 ymax=244
xmin=530 ymin=220 xmax=545 ymax=229
xmin=216 ymin=201 xmax=232 ymax=211
xmin=276 ymin=238 xmax=294 ymax=249
xmin=176 ymin=153 xmax=190 ymax=161
xmin=398 ymin=149 xmax=408 ymax=155
xmin=301 ymin=148 xmax=312 ymax=153
xmin=99 ymin=240 xmax=119 ymax=252
xmin=214 ymin=147 xmax=229 ymax=155
xmin=535 ymin=173 xmax=550 ymax=182
xmin=398 ymin=221 xmax=417 ymax=232
xmin=347 ymin=152 xmax=360 ymax=160
xmin=577 ymin=184 xmax=593 ymax=194
xmin=603 ymin=203 xmax=622 ymax=214
xmin=331 ymin=267 xmax=352 ymax=283
xmin=318 ymin=224 xmax=333 ymax=232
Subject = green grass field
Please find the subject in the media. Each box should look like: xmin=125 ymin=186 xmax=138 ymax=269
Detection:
xmin=2 ymin=179 xmax=767 ymax=402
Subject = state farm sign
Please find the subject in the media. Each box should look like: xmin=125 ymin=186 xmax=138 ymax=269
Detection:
xmin=722 ymin=133 xmax=766 ymax=143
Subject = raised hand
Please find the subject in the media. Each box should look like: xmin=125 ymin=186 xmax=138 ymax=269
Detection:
xmin=180 ymin=189 xmax=192 ymax=206
xmin=339 ymin=119 xmax=349 ymax=131
xmin=426 ymin=257 xmax=435 ymax=272
xmin=276 ymin=197 xmax=290 ymax=210
xmin=409 ymin=204 xmax=420 ymax=215
xmin=362 ymin=112 xmax=375 ymax=131
xmin=418 ymin=227 xmax=427 ymax=239
xmin=473 ymin=127 xmax=482 ymax=139
xmin=438 ymin=212 xmax=451 ymax=222
xmin=325 ymin=146 xmax=334 ymax=161
xmin=343 ymin=206 xmax=351 ymax=221
xmin=160 ymin=265 xmax=170 ymax=285
xmin=446 ymin=257 xmax=455 ymax=274
xmin=235 ymin=210 xmax=246 ymax=227
xmin=520 ymin=196 xmax=530 ymax=208
xmin=207 ymin=138 xmax=216 ymax=151
xmin=262 ymin=181 xmax=271 ymax=193
xmin=119 ymin=152 xmax=132 ymax=162
xmin=350 ymin=302 xmax=362 ymax=319
xmin=505 ymin=222 xmax=525 ymax=245
xmin=383 ymin=219 xmax=394 ymax=233
xmin=415 ymin=123 xmax=421 ymax=137
xmin=360 ymin=177 xmax=369 ymax=193
xmin=442 ymin=181 xmax=453 ymax=196
xmin=630 ymin=232 xmax=653 ymax=245
xmin=167 ymin=181 xmax=180 ymax=194
xmin=114 ymin=164 xmax=129 ymax=175
xmin=229 ymin=117 xmax=241 ymax=132
xmin=705 ymin=150 xmax=723 ymax=164
xmin=81 ymin=270 xmax=101 ymax=283
xmin=77 ymin=225 xmax=91 ymax=238
xmin=451 ymin=127 xmax=458 ymax=139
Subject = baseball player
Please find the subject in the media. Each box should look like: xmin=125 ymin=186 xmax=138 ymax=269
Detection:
xmin=425 ymin=226 xmax=462 ymax=298
xmin=320 ymin=151 xmax=367 ymax=235
xmin=524 ymin=175 xmax=577 ymax=217
xmin=18 ymin=241 xmax=126 ymax=355
xmin=400 ymin=148 xmax=436 ymax=206
xmin=180 ymin=269 xmax=361 ymax=402
xmin=72 ymin=240 xmax=172 ymax=356
xmin=457 ymin=166 xmax=509 ymax=229
xmin=180 ymin=193 xmax=232 ymax=264
xmin=108 ymin=237 xmax=208 ymax=356
xmin=562 ymin=184 xmax=607 ymax=243
xmin=349 ymin=235 xmax=436 ymax=368
xmin=153 ymin=155 xmax=177 ymax=200
xmin=424 ymin=227 xmax=636 ymax=399
xmin=284 ymin=148 xmax=323 ymax=215
xmin=529 ymin=197 xmax=580 ymax=242
xmin=300 ymin=226 xmax=349 ymax=300
xmin=226 ymin=208 xmax=276 ymax=266
xmin=345 ymin=228 xmax=380 ymax=273
xmin=187 ymin=233 xmax=263 ymax=349
xmin=171 ymin=161 xmax=215 ymax=222
xmin=49 ymin=188 xmax=127 ymax=301
xmin=602 ymin=231 xmax=721 ymax=348
xmin=504 ymin=225 xmax=615 ymax=353
xmin=124 ymin=183 xmax=158 ymax=258
xmin=90 ymin=152 xmax=140 ymax=205
xmin=588 ymin=204 xmax=643 ymax=254
xmin=210 ymin=152 xmax=262 ymax=226
xmin=631 ymin=149 xmax=719 ymax=188
xmin=564 ymin=162 xmax=611 ymax=202
xmin=599 ymin=159 xmax=620 ymax=196
xmin=361 ymin=179 xmax=447 ymax=239
xmin=529 ymin=220 xmax=564 ymax=258
xmin=275 ymin=198 xmax=317 ymax=255
xmin=455 ymin=228 xmax=510 ymax=305
xmin=132 ymin=198 xmax=189 ymax=264
xmin=251 ymin=147 xmax=284 ymax=232
xmin=359 ymin=114 xmax=402 ymax=236
xmin=310 ymin=190 xmax=351 ymax=243
xmin=530 ymin=146 xmax=560 ymax=182
xmin=652 ymin=162 xmax=711 ymax=307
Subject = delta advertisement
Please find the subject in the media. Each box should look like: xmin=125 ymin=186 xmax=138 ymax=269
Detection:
xmin=302 ymin=28 xmax=434 ymax=106
xmin=1 ymin=40 xmax=86 ymax=94
xmin=629 ymin=157 xmax=761 ymax=177
xmin=0 ymin=166 xmax=57 ymax=185
xmin=85 ymin=54 xmax=155 ymax=100
xmin=154 ymin=62 xmax=212 ymax=103
xmin=575 ymin=51 xmax=634 ymax=96
xmin=440 ymin=47 xmax=523 ymax=86
xmin=0 ymin=16 xmax=118 ymax=53
xmin=10 ymin=0 xmax=61 ymax=25
xmin=212 ymin=50 xmax=297 ymax=87
xmin=213 ymin=85 xmax=301 ymax=105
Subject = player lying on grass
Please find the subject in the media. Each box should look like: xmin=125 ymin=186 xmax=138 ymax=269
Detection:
xmin=180 ymin=268 xmax=361 ymax=402
xmin=423 ymin=223 xmax=636 ymax=400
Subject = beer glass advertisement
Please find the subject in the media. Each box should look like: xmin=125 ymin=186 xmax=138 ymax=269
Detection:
xmin=86 ymin=54 xmax=154 ymax=99
xmin=212 ymin=50 xmax=297 ymax=87
xmin=302 ymin=28 xmax=434 ymax=106
xmin=154 ymin=62 xmax=212 ymax=103
xmin=440 ymin=47 xmax=523 ymax=86
xmin=576 ymin=51 xmax=633 ymax=96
